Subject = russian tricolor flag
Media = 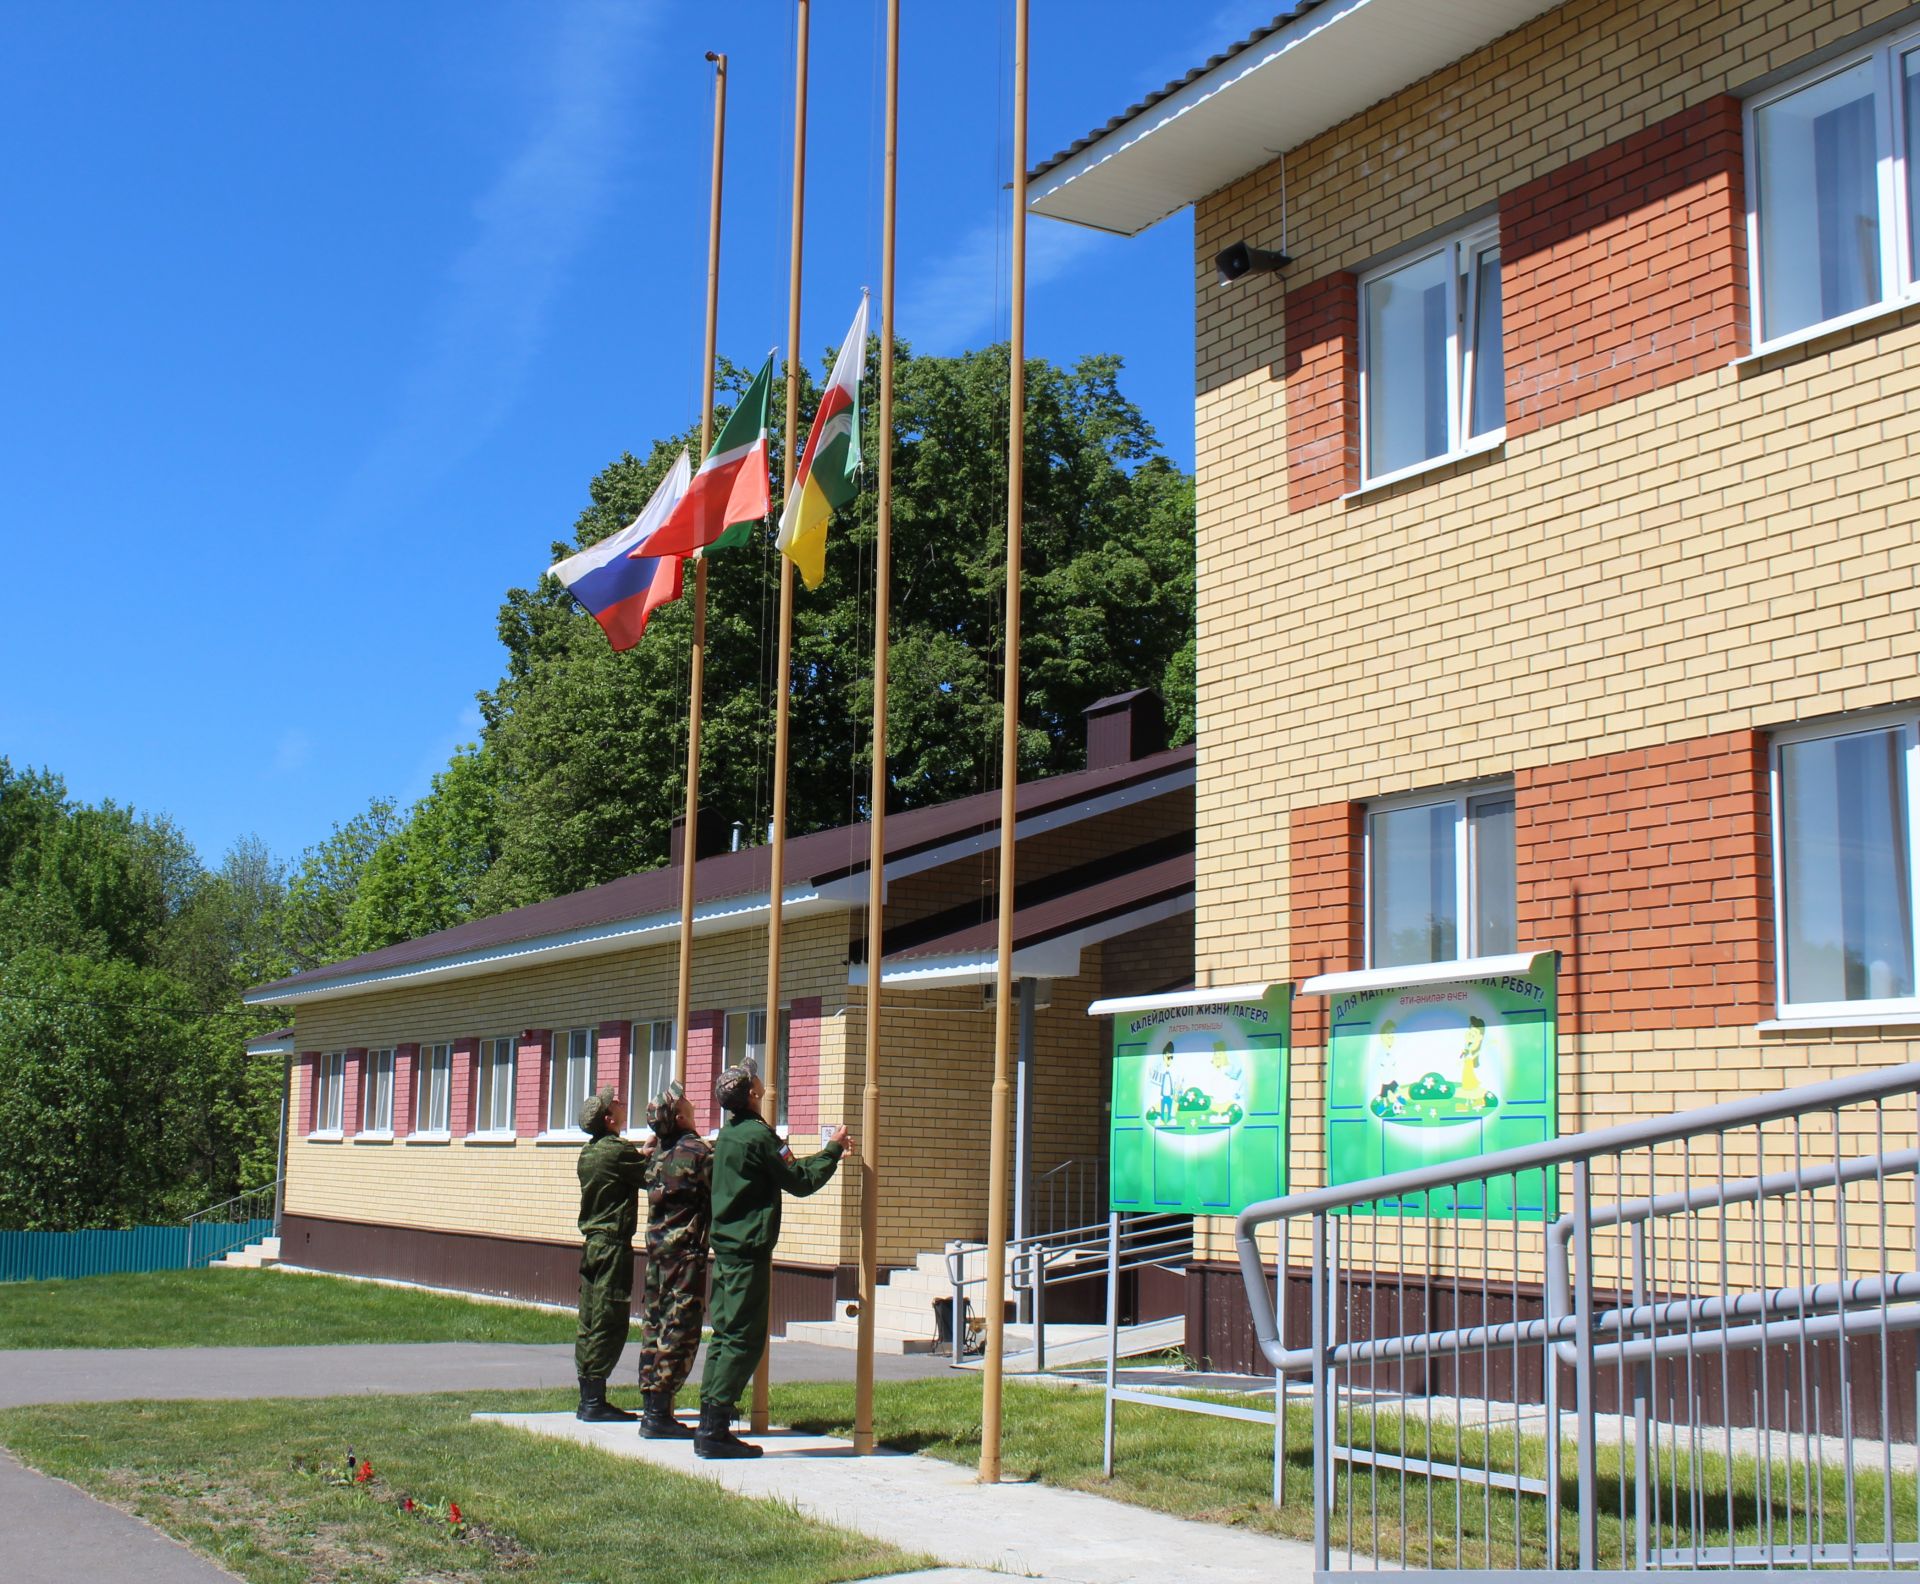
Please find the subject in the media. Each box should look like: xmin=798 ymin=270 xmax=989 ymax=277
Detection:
xmin=546 ymin=451 xmax=691 ymax=652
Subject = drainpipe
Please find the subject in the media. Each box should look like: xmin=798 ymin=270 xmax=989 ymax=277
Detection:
xmin=1013 ymin=976 xmax=1037 ymax=1320
xmin=273 ymin=1051 xmax=290 ymax=1233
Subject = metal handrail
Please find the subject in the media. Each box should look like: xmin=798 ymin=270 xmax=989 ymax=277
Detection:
xmin=945 ymin=1211 xmax=1191 ymax=1368
xmin=184 ymin=1179 xmax=282 ymax=1269
xmin=1234 ymin=1060 xmax=1920 ymax=1373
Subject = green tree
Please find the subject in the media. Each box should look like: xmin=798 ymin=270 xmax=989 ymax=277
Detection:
xmin=280 ymin=797 xmax=401 ymax=971
xmin=342 ymin=746 xmax=500 ymax=954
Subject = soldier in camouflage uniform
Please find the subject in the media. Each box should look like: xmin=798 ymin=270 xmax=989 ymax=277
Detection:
xmin=636 ymin=1078 xmax=712 ymax=1439
xmin=574 ymin=1084 xmax=649 ymax=1423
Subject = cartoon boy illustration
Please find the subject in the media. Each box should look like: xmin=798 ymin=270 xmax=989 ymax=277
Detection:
xmin=1375 ymin=1078 xmax=1407 ymax=1116
xmin=1155 ymin=1051 xmax=1178 ymax=1122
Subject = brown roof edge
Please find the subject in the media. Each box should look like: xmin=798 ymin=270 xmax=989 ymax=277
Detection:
xmin=246 ymin=741 xmax=1196 ymax=1001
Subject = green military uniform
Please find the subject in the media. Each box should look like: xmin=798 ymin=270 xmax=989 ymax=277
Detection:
xmin=637 ymin=1118 xmax=712 ymax=1396
xmin=699 ymin=1106 xmax=844 ymax=1412
xmin=574 ymin=1113 xmax=649 ymax=1389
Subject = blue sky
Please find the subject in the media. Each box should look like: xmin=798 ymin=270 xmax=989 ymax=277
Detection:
xmin=0 ymin=1 xmax=1277 ymax=872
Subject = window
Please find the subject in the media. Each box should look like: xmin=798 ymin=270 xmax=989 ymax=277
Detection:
xmin=1366 ymin=788 xmax=1517 ymax=969
xmin=1748 ymin=26 xmax=1920 ymax=347
xmin=361 ymin=1048 xmax=394 ymax=1134
xmin=314 ymin=1051 xmax=345 ymax=1134
xmin=723 ymin=1008 xmax=792 ymax=1129
xmin=416 ymin=1042 xmax=452 ymax=1134
xmin=1359 ymin=221 xmax=1503 ymax=484
xmin=476 ymin=1037 xmax=516 ymax=1135
xmin=548 ymin=1027 xmax=595 ymax=1133
xmin=1774 ymin=720 xmax=1920 ymax=1015
xmin=627 ymin=1020 xmax=676 ymax=1114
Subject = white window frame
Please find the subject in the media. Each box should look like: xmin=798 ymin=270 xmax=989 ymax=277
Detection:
xmin=415 ymin=1041 xmax=453 ymax=1137
xmin=1745 ymin=22 xmax=1920 ymax=354
xmin=546 ymin=1026 xmax=596 ymax=1137
xmin=1363 ymin=783 xmax=1518 ymax=970
xmin=474 ymin=1036 xmax=517 ymax=1138
xmin=313 ymin=1051 xmax=346 ymax=1136
xmin=1770 ymin=711 xmax=1920 ymax=1021
xmin=1357 ymin=219 xmax=1505 ymax=489
xmin=625 ymin=1019 xmax=677 ymax=1137
xmin=723 ymin=1007 xmax=792 ymax=1133
xmin=359 ymin=1047 xmax=395 ymax=1137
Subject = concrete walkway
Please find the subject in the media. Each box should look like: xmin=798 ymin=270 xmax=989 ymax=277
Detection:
xmin=478 ymin=1410 xmax=1318 ymax=1584
xmin=1 ymin=1451 xmax=243 ymax=1584
xmin=0 ymin=1336 xmax=950 ymax=1409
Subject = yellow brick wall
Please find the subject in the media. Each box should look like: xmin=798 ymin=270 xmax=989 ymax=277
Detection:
xmin=1186 ymin=0 xmax=1920 ymax=1269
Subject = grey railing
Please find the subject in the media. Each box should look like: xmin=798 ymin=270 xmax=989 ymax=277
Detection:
xmin=945 ymin=1212 xmax=1191 ymax=1368
xmin=184 ymin=1179 xmax=282 ymax=1269
xmin=1235 ymin=1062 xmax=1920 ymax=1578
xmin=1035 ymin=1157 xmax=1108 ymax=1237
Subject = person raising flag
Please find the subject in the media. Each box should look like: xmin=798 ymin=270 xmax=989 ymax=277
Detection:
xmin=777 ymin=293 xmax=868 ymax=589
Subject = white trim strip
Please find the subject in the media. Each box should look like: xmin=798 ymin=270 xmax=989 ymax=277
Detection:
xmin=1301 ymin=950 xmax=1551 ymax=997
xmin=1087 ymin=983 xmax=1274 ymax=1018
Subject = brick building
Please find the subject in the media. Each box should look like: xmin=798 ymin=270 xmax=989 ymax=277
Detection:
xmin=1031 ymin=0 xmax=1920 ymax=1365
xmin=246 ymin=696 xmax=1192 ymax=1335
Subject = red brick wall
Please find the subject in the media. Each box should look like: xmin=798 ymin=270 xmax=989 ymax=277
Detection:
xmin=1515 ymin=732 xmax=1772 ymax=1033
xmin=515 ymin=1030 xmax=548 ymax=1136
xmin=596 ymin=1020 xmax=631 ymax=1102
xmin=687 ymin=1010 xmax=724 ymax=1132
xmin=299 ymin=1052 xmax=318 ymax=1135
xmin=1501 ymin=95 xmax=1747 ymax=438
xmin=786 ymin=996 xmax=822 ymax=1137
xmin=450 ymin=1037 xmax=478 ymax=1137
xmin=1283 ymin=271 xmax=1359 ymax=510
xmin=1287 ymin=801 xmax=1365 ymax=1046
xmin=393 ymin=1044 xmax=417 ymax=1138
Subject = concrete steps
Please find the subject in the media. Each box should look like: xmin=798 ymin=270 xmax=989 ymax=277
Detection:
xmin=213 ymin=1236 xmax=281 ymax=1270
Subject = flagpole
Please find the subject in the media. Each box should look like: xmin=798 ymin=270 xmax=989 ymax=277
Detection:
xmin=979 ymin=0 xmax=1027 ymax=1486
xmin=751 ymin=0 xmax=810 ymax=1439
xmin=675 ymin=50 xmax=727 ymax=1087
xmin=853 ymin=0 xmax=899 ymax=1459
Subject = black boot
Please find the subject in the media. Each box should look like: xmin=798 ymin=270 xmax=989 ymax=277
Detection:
xmin=694 ymin=1400 xmax=762 ymax=1459
xmin=576 ymin=1375 xmax=638 ymax=1423
xmin=640 ymin=1389 xmax=695 ymax=1439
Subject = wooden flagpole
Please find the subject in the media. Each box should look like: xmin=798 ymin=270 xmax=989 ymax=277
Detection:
xmin=853 ymin=0 xmax=900 ymax=1459
xmin=675 ymin=51 xmax=727 ymax=1086
xmin=979 ymin=0 xmax=1027 ymax=1486
xmin=751 ymin=0 xmax=810 ymax=1438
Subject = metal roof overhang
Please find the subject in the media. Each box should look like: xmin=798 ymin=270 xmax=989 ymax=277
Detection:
xmin=1029 ymin=0 xmax=1564 ymax=236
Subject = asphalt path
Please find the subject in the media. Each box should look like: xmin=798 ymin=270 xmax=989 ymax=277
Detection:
xmin=0 ymin=1337 xmax=952 ymax=1583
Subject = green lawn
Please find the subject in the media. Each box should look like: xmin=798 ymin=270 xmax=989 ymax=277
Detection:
xmin=765 ymin=1378 xmax=1920 ymax=1570
xmin=0 ymin=1269 xmax=580 ymax=1349
xmin=0 ymin=1389 xmax=921 ymax=1584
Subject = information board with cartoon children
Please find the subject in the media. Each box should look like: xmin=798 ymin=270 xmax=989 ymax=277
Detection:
xmin=1325 ymin=954 xmax=1557 ymax=1220
xmin=1106 ymin=984 xmax=1290 ymax=1216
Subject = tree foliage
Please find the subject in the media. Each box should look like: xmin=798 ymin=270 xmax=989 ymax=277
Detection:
xmin=383 ymin=340 xmax=1195 ymax=926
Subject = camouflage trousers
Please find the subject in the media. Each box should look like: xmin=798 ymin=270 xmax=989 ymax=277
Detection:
xmin=636 ymin=1249 xmax=707 ymax=1395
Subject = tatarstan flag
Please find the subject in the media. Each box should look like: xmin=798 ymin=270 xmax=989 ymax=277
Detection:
xmin=776 ymin=294 xmax=868 ymax=589
xmin=635 ymin=355 xmax=774 ymax=561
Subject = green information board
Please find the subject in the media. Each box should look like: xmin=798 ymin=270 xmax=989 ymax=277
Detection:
xmin=1325 ymin=955 xmax=1558 ymax=1221
xmin=1108 ymin=985 xmax=1291 ymax=1216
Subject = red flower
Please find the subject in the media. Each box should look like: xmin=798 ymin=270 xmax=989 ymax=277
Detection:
xmin=355 ymin=1462 xmax=374 ymax=1484
xmin=448 ymin=1502 xmax=462 ymax=1525
xmin=402 ymin=1498 xmax=415 ymax=1512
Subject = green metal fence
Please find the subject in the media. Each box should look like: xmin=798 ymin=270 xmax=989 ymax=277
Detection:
xmin=0 ymin=1217 xmax=274 ymax=1283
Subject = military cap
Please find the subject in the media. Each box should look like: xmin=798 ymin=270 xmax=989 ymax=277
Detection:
xmin=714 ymin=1057 xmax=759 ymax=1114
xmin=577 ymin=1083 xmax=618 ymax=1132
xmin=647 ymin=1078 xmax=687 ymax=1138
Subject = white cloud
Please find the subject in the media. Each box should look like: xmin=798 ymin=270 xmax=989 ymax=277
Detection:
xmin=901 ymin=217 xmax=1108 ymax=355
xmin=323 ymin=0 xmax=657 ymax=534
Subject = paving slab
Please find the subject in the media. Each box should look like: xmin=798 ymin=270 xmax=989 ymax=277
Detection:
xmin=0 ymin=1450 xmax=243 ymax=1584
xmin=476 ymin=1409 xmax=1318 ymax=1584
xmin=0 ymin=1337 xmax=949 ymax=1409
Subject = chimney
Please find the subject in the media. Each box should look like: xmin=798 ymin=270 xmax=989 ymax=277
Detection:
xmin=1083 ymin=689 xmax=1167 ymax=771
xmin=669 ymin=807 xmax=732 ymax=865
